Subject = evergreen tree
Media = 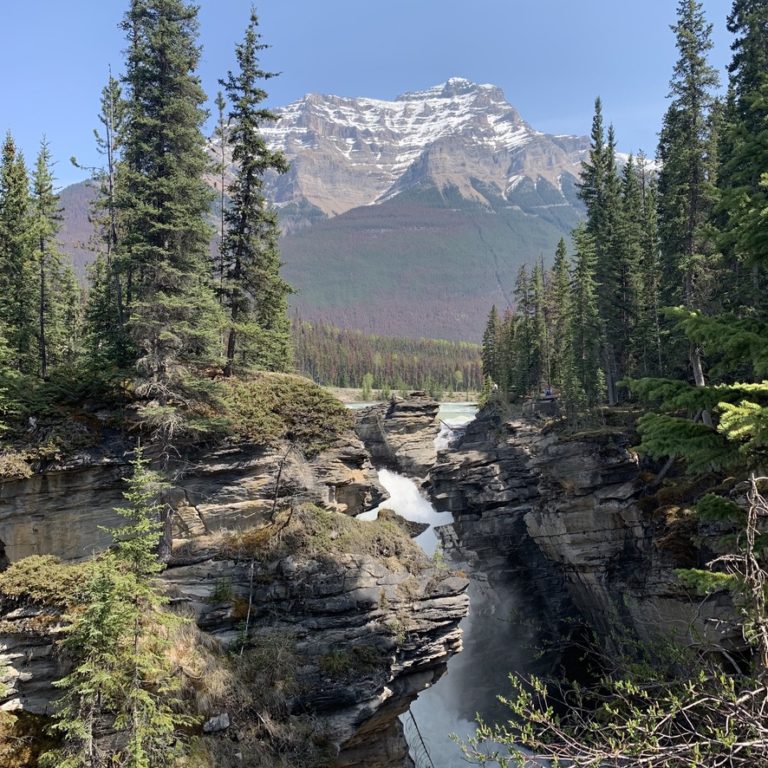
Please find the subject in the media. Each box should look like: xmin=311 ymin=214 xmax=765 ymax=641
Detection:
xmin=0 ymin=133 xmax=36 ymax=374
xmin=30 ymin=139 xmax=63 ymax=380
xmin=548 ymin=238 xmax=572 ymax=393
xmin=84 ymin=73 xmax=132 ymax=369
xmin=578 ymin=101 xmax=622 ymax=402
xmin=532 ymin=259 xmax=550 ymax=390
xmin=510 ymin=264 xmax=536 ymax=398
xmin=43 ymin=449 xmax=190 ymax=768
xmin=615 ymin=155 xmax=644 ymax=378
xmin=220 ymin=9 xmax=292 ymax=374
xmin=119 ymin=0 xmax=221 ymax=391
xmin=569 ymin=226 xmax=604 ymax=408
xmin=636 ymin=153 xmax=664 ymax=377
xmin=656 ymin=0 xmax=720 ymax=391
xmin=481 ymin=304 xmax=500 ymax=384
xmin=718 ymin=0 xmax=768 ymax=306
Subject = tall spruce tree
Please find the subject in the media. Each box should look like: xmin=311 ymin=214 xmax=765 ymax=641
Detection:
xmin=656 ymin=0 xmax=720 ymax=394
xmin=481 ymin=304 xmax=500 ymax=384
xmin=636 ymin=153 xmax=664 ymax=377
xmin=615 ymin=155 xmax=644 ymax=378
xmin=119 ymin=0 xmax=220 ymax=391
xmin=220 ymin=9 xmax=292 ymax=374
xmin=0 ymin=133 xmax=36 ymax=374
xmin=569 ymin=226 xmax=604 ymax=409
xmin=30 ymin=139 xmax=62 ymax=380
xmin=578 ymin=101 xmax=623 ymax=402
xmin=549 ymin=238 xmax=572 ymax=393
xmin=718 ymin=0 xmax=768 ymax=308
xmin=84 ymin=73 xmax=132 ymax=369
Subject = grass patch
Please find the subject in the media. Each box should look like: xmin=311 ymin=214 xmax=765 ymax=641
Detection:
xmin=319 ymin=645 xmax=385 ymax=680
xmin=225 ymin=504 xmax=428 ymax=572
xmin=174 ymin=623 xmax=329 ymax=768
xmin=0 ymin=555 xmax=91 ymax=608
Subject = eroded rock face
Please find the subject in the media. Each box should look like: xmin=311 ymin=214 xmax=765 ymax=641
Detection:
xmin=355 ymin=393 xmax=440 ymax=477
xmin=429 ymin=406 xmax=734 ymax=650
xmin=0 ymin=433 xmax=385 ymax=565
xmin=0 ymin=425 xmax=468 ymax=767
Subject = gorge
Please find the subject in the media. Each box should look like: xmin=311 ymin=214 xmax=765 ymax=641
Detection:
xmin=0 ymin=388 xmax=743 ymax=766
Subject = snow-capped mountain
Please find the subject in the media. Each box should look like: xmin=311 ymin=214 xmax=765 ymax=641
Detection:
xmin=62 ymin=79 xmax=593 ymax=341
xmin=213 ymin=77 xmax=589 ymax=224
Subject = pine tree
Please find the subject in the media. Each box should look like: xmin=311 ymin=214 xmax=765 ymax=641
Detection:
xmin=615 ymin=155 xmax=644 ymax=378
xmin=0 ymin=133 xmax=36 ymax=374
xmin=119 ymin=0 xmax=221 ymax=391
xmin=636 ymin=153 xmax=664 ymax=377
xmin=656 ymin=0 xmax=720 ymax=392
xmin=718 ymin=0 xmax=768 ymax=306
xmin=578 ymin=102 xmax=622 ymax=402
xmin=532 ymin=259 xmax=550 ymax=391
xmin=569 ymin=226 xmax=604 ymax=408
xmin=30 ymin=139 xmax=63 ymax=380
xmin=84 ymin=73 xmax=132 ymax=369
xmin=549 ymin=238 xmax=572 ymax=393
xmin=43 ymin=449 xmax=190 ymax=768
xmin=481 ymin=304 xmax=500 ymax=384
xmin=511 ymin=264 xmax=536 ymax=398
xmin=220 ymin=10 xmax=292 ymax=374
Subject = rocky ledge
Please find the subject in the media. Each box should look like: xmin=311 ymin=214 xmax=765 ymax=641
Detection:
xmin=0 ymin=416 xmax=468 ymax=767
xmin=429 ymin=404 xmax=735 ymax=649
xmin=355 ymin=393 xmax=440 ymax=477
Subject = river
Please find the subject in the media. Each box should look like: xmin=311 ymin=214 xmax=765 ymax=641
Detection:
xmin=354 ymin=401 xmax=546 ymax=767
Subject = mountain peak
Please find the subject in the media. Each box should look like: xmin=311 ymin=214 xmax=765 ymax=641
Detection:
xmin=396 ymin=77 xmax=505 ymax=102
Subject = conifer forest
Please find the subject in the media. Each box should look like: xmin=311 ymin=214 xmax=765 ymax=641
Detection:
xmin=0 ymin=0 xmax=767 ymax=766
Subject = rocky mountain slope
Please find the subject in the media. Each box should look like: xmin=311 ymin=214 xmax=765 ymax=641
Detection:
xmin=58 ymin=78 xmax=588 ymax=341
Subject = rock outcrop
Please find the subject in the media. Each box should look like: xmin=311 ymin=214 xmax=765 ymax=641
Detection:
xmin=0 ymin=432 xmax=384 ymax=564
xmin=355 ymin=393 xmax=440 ymax=477
xmin=0 ymin=421 xmax=468 ymax=767
xmin=430 ymin=405 xmax=735 ymax=651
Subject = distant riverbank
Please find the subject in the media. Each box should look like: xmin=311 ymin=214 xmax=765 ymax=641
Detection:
xmin=325 ymin=386 xmax=479 ymax=404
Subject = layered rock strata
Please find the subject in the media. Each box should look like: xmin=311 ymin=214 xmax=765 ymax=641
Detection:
xmin=429 ymin=405 xmax=735 ymax=648
xmin=0 ymin=425 xmax=468 ymax=767
xmin=355 ymin=393 xmax=440 ymax=477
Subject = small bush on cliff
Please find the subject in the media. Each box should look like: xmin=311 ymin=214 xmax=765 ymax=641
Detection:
xmin=222 ymin=373 xmax=353 ymax=457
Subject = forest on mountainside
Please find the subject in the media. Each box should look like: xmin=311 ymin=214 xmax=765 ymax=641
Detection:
xmin=469 ymin=1 xmax=768 ymax=765
xmin=292 ymin=318 xmax=482 ymax=395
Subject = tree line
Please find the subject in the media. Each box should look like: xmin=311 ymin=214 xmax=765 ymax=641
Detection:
xmin=481 ymin=0 xmax=767 ymax=427
xmin=293 ymin=318 xmax=482 ymax=395
xmin=0 ymin=1 xmax=292 ymax=439
xmin=473 ymin=1 xmax=768 ymax=764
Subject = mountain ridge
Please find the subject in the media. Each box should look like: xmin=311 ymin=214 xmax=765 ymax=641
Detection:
xmin=59 ymin=78 xmax=590 ymax=342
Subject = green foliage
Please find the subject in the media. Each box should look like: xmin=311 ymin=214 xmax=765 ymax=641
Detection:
xmin=120 ymin=0 xmax=221 ymax=388
xmin=635 ymin=412 xmax=735 ymax=472
xmin=675 ymin=567 xmax=741 ymax=595
xmin=222 ymin=373 xmax=354 ymax=457
xmin=41 ymin=448 xmax=193 ymax=768
xmin=294 ymin=318 xmax=482 ymax=393
xmin=220 ymin=10 xmax=292 ymax=375
xmin=0 ymin=555 xmax=91 ymax=608
xmin=696 ymin=492 xmax=745 ymax=522
xmin=360 ymin=371 xmax=374 ymax=401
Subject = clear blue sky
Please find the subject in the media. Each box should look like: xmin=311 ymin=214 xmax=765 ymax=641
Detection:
xmin=0 ymin=0 xmax=733 ymax=187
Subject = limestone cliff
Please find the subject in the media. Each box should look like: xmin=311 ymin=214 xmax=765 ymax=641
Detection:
xmin=354 ymin=393 xmax=440 ymax=478
xmin=0 ymin=420 xmax=468 ymax=767
xmin=429 ymin=404 xmax=736 ymax=650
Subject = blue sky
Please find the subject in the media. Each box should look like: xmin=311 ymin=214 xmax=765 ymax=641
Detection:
xmin=0 ymin=0 xmax=733 ymax=187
